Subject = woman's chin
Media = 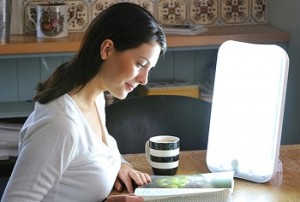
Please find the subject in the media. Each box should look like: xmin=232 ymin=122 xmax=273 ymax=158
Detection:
xmin=111 ymin=92 xmax=128 ymax=100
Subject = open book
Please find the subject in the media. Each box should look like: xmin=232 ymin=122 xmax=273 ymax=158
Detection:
xmin=134 ymin=171 xmax=234 ymax=202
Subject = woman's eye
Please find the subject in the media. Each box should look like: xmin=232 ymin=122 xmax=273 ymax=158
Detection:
xmin=137 ymin=63 xmax=146 ymax=68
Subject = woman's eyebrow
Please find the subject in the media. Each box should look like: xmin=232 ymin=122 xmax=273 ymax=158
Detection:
xmin=139 ymin=56 xmax=150 ymax=65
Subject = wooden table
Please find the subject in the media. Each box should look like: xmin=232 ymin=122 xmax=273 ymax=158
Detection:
xmin=122 ymin=144 xmax=300 ymax=202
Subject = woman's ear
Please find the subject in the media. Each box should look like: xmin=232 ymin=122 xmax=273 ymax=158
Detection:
xmin=100 ymin=39 xmax=114 ymax=60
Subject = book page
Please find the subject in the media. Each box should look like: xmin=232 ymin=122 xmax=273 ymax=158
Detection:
xmin=135 ymin=188 xmax=231 ymax=202
xmin=138 ymin=172 xmax=234 ymax=191
xmin=134 ymin=172 xmax=234 ymax=202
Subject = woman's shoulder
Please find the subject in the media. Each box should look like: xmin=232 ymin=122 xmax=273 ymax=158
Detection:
xmin=34 ymin=94 xmax=76 ymax=113
xmin=24 ymin=95 xmax=81 ymax=136
xmin=33 ymin=94 xmax=82 ymax=119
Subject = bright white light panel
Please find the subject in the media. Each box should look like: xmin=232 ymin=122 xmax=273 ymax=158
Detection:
xmin=206 ymin=40 xmax=289 ymax=183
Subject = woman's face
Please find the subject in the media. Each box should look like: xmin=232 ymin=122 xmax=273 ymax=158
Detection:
xmin=98 ymin=41 xmax=162 ymax=99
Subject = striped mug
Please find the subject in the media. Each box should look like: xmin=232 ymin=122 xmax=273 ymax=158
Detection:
xmin=145 ymin=135 xmax=180 ymax=175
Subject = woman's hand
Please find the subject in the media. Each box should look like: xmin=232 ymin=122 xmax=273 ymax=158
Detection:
xmin=107 ymin=194 xmax=144 ymax=202
xmin=114 ymin=163 xmax=151 ymax=193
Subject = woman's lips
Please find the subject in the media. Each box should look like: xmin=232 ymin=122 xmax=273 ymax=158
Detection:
xmin=126 ymin=83 xmax=134 ymax=92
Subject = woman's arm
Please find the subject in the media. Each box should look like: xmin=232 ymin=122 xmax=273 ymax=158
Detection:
xmin=1 ymin=115 xmax=76 ymax=201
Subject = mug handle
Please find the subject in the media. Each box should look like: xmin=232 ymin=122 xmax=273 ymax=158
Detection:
xmin=26 ymin=5 xmax=37 ymax=27
xmin=145 ymin=140 xmax=153 ymax=167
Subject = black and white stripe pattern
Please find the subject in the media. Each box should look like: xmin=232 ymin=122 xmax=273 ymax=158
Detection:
xmin=146 ymin=135 xmax=180 ymax=175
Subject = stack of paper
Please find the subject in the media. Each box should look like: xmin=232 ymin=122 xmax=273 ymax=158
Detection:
xmin=163 ymin=25 xmax=208 ymax=35
xmin=0 ymin=121 xmax=23 ymax=160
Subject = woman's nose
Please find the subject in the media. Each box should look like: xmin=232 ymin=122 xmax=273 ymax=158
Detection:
xmin=137 ymin=69 xmax=149 ymax=85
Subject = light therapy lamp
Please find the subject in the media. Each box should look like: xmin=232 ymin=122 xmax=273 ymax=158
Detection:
xmin=206 ymin=40 xmax=289 ymax=183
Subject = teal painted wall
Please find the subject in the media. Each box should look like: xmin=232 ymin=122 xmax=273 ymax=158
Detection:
xmin=0 ymin=50 xmax=217 ymax=102
xmin=2 ymin=1 xmax=300 ymax=145
xmin=268 ymin=0 xmax=300 ymax=144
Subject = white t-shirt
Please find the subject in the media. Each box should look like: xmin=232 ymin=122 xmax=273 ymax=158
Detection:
xmin=2 ymin=93 xmax=122 ymax=202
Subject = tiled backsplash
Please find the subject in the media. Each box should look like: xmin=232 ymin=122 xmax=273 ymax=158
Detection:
xmin=20 ymin=0 xmax=267 ymax=34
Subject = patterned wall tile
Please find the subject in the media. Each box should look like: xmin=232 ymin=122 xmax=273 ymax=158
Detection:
xmin=65 ymin=0 xmax=89 ymax=32
xmin=129 ymin=0 xmax=155 ymax=15
xmin=157 ymin=0 xmax=188 ymax=25
xmin=91 ymin=0 xmax=118 ymax=19
xmin=252 ymin=0 xmax=267 ymax=23
xmin=221 ymin=0 xmax=249 ymax=24
xmin=21 ymin=0 xmax=268 ymax=34
xmin=189 ymin=0 xmax=218 ymax=25
xmin=23 ymin=0 xmax=90 ymax=34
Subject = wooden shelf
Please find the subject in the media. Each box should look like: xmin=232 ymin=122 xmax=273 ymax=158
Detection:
xmin=0 ymin=24 xmax=290 ymax=55
xmin=0 ymin=24 xmax=290 ymax=118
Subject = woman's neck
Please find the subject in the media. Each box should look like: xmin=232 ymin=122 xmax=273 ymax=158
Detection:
xmin=68 ymin=80 xmax=104 ymax=110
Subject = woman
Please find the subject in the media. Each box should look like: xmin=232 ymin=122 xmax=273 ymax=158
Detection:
xmin=2 ymin=3 xmax=166 ymax=202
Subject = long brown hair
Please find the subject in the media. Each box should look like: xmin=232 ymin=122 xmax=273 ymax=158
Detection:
xmin=34 ymin=3 xmax=166 ymax=104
